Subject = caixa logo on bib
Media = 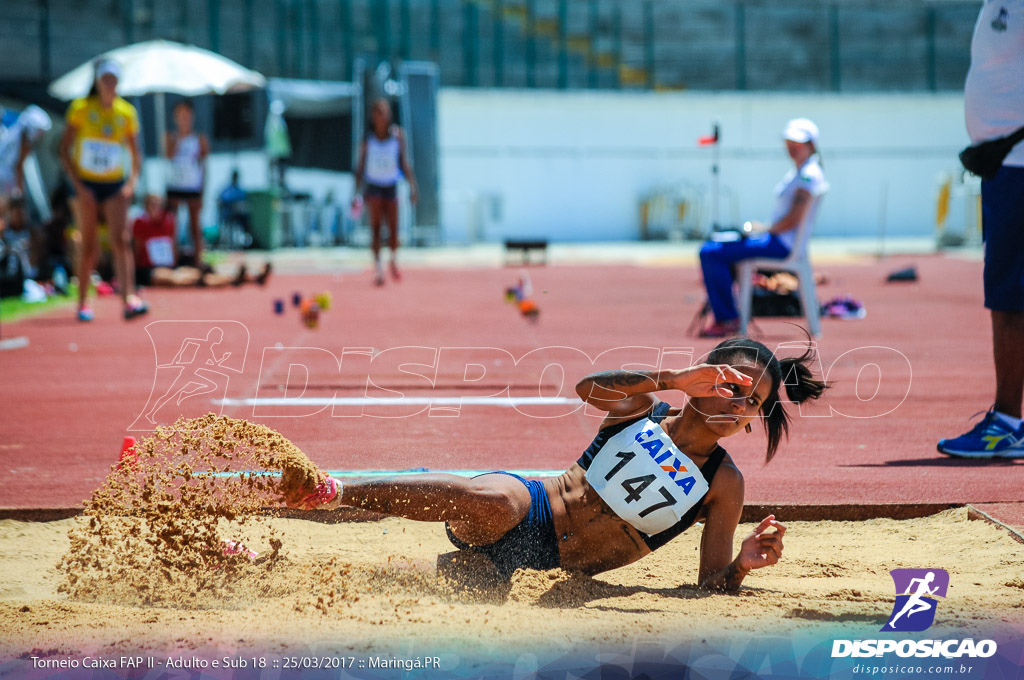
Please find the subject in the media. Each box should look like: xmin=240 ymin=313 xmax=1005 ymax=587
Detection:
xmin=882 ymin=568 xmax=949 ymax=632
xmin=831 ymin=568 xmax=998 ymax=659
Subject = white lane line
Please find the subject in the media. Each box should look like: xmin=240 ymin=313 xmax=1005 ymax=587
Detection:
xmin=215 ymin=396 xmax=576 ymax=407
xmin=209 ymin=469 xmax=565 ymax=478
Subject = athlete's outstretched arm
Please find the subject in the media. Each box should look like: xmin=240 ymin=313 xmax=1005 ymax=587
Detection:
xmin=575 ymin=365 xmax=753 ymax=419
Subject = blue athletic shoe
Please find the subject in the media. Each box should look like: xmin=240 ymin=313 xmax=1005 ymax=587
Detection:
xmin=937 ymin=411 xmax=1024 ymax=459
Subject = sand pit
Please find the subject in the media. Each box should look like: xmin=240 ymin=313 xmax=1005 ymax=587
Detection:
xmin=2 ymin=509 xmax=1023 ymax=664
xmin=2 ymin=415 xmax=1021 ymax=669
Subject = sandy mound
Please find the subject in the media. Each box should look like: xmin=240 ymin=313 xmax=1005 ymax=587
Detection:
xmin=57 ymin=414 xmax=324 ymax=608
xmin=0 ymin=509 xmax=1021 ymax=661
xmin=2 ymin=416 xmax=1020 ymax=661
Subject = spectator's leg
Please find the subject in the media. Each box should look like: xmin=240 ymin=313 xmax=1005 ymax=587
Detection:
xmin=187 ymin=197 xmax=204 ymax=266
xmin=993 ymin=311 xmax=1024 ymax=419
xmin=368 ymin=195 xmax=385 ymax=284
xmin=103 ymin=192 xmax=134 ymax=303
xmin=982 ymin=167 xmax=1024 ymax=421
xmin=76 ymin=191 xmax=99 ymax=312
xmin=698 ymin=235 xmax=789 ymax=323
xmin=386 ymin=198 xmax=400 ymax=258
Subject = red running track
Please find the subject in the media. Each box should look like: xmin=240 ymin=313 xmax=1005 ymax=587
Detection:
xmin=1 ymin=255 xmax=1021 ymax=531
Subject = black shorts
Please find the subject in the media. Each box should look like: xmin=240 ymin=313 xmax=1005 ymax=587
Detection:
xmin=135 ymin=266 xmax=153 ymax=287
xmin=78 ymin=180 xmax=125 ymax=203
xmin=166 ymin=189 xmax=203 ymax=201
xmin=365 ymin=183 xmax=397 ymax=201
xmin=445 ymin=472 xmax=561 ymax=580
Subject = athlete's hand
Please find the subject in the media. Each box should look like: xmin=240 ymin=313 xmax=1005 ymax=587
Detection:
xmin=410 ymin=185 xmax=418 ymax=204
xmin=737 ymin=515 xmax=786 ymax=571
xmin=673 ymin=364 xmax=753 ymax=398
xmin=121 ymin=180 xmax=136 ymax=199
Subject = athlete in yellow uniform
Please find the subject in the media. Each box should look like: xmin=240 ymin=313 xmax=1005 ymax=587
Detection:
xmin=59 ymin=59 xmax=148 ymax=321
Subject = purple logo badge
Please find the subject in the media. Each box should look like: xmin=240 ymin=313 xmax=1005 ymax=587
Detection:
xmin=881 ymin=569 xmax=949 ymax=632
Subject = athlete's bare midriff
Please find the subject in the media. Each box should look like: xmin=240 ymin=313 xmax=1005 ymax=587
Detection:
xmin=542 ymin=465 xmax=653 ymax=574
xmin=543 ymin=414 xmax=723 ymax=575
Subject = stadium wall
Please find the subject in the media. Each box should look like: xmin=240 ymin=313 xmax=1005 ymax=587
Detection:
xmin=437 ymin=88 xmax=968 ymax=242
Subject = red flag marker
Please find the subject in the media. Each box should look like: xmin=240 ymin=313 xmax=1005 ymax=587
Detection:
xmin=119 ymin=436 xmax=138 ymax=469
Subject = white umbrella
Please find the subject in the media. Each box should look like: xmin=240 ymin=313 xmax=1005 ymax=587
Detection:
xmin=47 ymin=40 xmax=265 ymax=100
xmin=47 ymin=40 xmax=266 ymax=157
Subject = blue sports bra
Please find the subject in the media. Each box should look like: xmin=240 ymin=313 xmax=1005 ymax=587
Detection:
xmin=577 ymin=401 xmax=728 ymax=550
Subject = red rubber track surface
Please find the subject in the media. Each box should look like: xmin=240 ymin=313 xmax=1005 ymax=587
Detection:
xmin=1 ymin=255 xmax=1021 ymax=530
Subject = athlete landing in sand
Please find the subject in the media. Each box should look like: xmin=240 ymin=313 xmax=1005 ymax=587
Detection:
xmin=286 ymin=338 xmax=829 ymax=589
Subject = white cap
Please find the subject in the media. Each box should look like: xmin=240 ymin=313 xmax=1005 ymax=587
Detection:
xmin=95 ymin=60 xmax=122 ymax=81
xmin=783 ymin=118 xmax=819 ymax=145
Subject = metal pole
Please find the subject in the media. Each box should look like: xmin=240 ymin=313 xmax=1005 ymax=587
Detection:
xmin=155 ymin=91 xmax=168 ymax=159
xmin=712 ymin=123 xmax=720 ymax=231
xmin=558 ymin=0 xmax=568 ymax=89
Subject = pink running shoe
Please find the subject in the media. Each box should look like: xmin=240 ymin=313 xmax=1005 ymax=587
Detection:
xmin=299 ymin=475 xmax=342 ymax=510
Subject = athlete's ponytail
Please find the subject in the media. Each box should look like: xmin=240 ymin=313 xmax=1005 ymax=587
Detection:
xmin=707 ymin=336 xmax=830 ymax=463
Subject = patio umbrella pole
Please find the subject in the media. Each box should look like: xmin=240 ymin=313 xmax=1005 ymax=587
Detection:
xmin=154 ymin=91 xmax=168 ymax=158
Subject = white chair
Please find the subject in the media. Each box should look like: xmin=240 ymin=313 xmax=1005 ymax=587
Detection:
xmin=736 ymin=197 xmax=825 ymax=338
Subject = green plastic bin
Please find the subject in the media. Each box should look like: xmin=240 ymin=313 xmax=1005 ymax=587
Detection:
xmin=248 ymin=189 xmax=282 ymax=250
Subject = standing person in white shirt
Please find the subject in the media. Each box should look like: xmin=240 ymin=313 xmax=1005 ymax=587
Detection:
xmin=165 ymin=99 xmax=210 ymax=268
xmin=697 ymin=118 xmax=829 ymax=338
xmin=938 ymin=0 xmax=1024 ymax=459
xmin=354 ymin=98 xmax=417 ymax=286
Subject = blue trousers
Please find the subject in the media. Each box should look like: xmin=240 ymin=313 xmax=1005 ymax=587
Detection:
xmin=982 ymin=165 xmax=1024 ymax=312
xmin=699 ymin=233 xmax=790 ymax=323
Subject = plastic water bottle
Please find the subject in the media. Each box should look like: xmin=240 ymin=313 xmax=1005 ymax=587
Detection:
xmin=53 ymin=265 xmax=68 ymax=295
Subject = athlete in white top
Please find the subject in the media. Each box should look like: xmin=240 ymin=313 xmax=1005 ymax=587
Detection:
xmin=354 ymin=98 xmax=417 ymax=286
xmin=164 ymin=100 xmax=210 ymax=268
xmin=698 ymin=118 xmax=829 ymax=338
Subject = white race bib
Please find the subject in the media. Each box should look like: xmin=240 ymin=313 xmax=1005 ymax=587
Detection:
xmin=79 ymin=138 xmax=122 ymax=175
xmin=367 ymin=153 xmax=398 ymax=182
xmin=145 ymin=236 xmax=175 ymax=267
xmin=169 ymin=158 xmax=203 ymax=191
xmin=585 ymin=418 xmax=710 ymax=535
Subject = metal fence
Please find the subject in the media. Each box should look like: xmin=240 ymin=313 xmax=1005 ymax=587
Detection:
xmin=3 ymin=0 xmax=977 ymax=92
